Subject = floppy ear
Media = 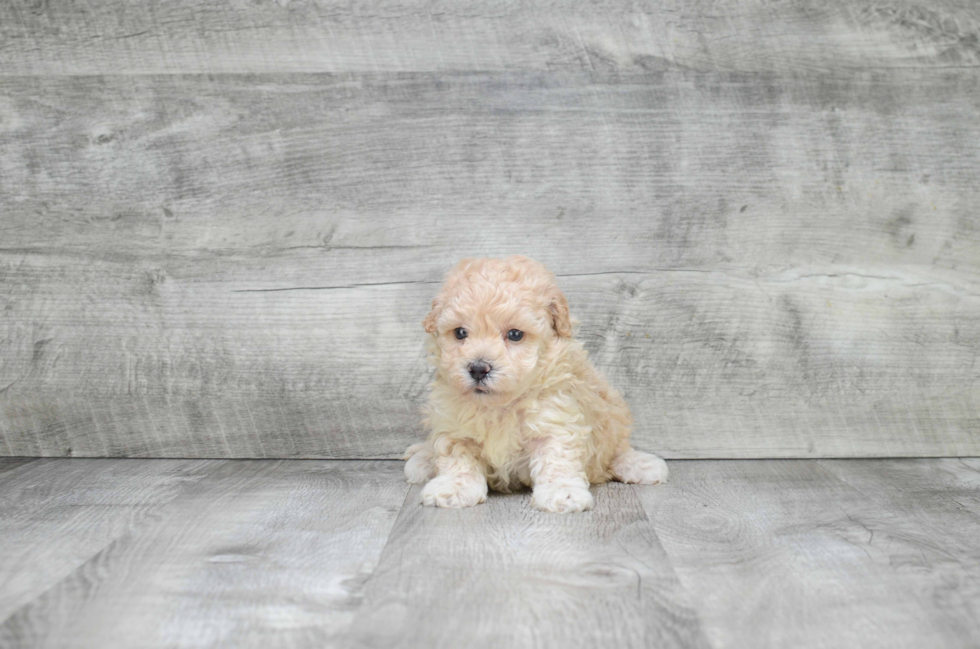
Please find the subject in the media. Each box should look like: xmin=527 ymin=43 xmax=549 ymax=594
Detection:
xmin=422 ymin=297 xmax=441 ymax=334
xmin=548 ymin=288 xmax=573 ymax=338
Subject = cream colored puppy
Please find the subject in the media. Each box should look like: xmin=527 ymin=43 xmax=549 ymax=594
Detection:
xmin=404 ymin=256 xmax=667 ymax=513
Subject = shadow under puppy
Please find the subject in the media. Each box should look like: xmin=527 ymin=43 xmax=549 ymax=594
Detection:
xmin=405 ymin=256 xmax=667 ymax=513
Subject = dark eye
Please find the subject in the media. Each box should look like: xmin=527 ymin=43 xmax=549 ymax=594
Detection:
xmin=507 ymin=329 xmax=524 ymax=342
xmin=454 ymin=327 xmax=467 ymax=340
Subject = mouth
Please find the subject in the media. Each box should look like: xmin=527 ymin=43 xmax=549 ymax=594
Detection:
xmin=473 ymin=385 xmax=494 ymax=395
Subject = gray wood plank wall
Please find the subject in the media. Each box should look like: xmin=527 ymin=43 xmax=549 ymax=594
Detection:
xmin=1 ymin=1 xmax=978 ymax=458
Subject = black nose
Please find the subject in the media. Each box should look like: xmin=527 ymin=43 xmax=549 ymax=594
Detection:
xmin=468 ymin=361 xmax=492 ymax=383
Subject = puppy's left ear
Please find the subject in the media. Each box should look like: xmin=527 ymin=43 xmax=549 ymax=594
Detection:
xmin=422 ymin=297 xmax=441 ymax=334
xmin=548 ymin=288 xmax=573 ymax=338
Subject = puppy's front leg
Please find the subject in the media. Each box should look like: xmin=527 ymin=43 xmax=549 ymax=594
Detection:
xmin=527 ymin=404 xmax=595 ymax=513
xmin=420 ymin=439 xmax=488 ymax=508
xmin=529 ymin=438 xmax=594 ymax=513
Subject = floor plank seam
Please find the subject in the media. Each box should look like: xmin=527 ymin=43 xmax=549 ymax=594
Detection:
xmin=629 ymin=483 xmax=718 ymax=649
xmin=347 ymin=478 xmax=417 ymax=600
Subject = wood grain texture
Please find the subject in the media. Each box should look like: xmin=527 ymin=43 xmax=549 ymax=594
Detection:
xmin=637 ymin=460 xmax=980 ymax=649
xmin=1 ymin=0 xmax=978 ymax=75
xmin=0 ymin=458 xmax=220 ymax=621
xmin=0 ymin=457 xmax=36 ymax=476
xmin=1 ymin=69 xmax=978 ymax=458
xmin=0 ymin=458 xmax=977 ymax=647
xmin=818 ymin=458 xmax=980 ymax=567
xmin=0 ymin=460 xmax=409 ymax=649
xmin=346 ymin=482 xmax=709 ymax=649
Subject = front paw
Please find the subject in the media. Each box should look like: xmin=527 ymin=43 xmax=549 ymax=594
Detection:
xmin=531 ymin=480 xmax=594 ymax=513
xmin=421 ymin=474 xmax=488 ymax=508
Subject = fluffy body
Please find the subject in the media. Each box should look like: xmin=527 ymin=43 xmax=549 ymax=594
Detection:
xmin=405 ymin=256 xmax=667 ymax=513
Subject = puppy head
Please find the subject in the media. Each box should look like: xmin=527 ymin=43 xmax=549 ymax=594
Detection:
xmin=423 ymin=256 xmax=572 ymax=402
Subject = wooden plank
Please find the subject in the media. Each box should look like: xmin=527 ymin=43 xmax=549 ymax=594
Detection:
xmin=345 ymin=483 xmax=709 ymax=649
xmin=637 ymin=460 xmax=980 ymax=649
xmin=0 ymin=458 xmax=36 ymax=476
xmin=1 ymin=71 xmax=979 ymax=458
xmin=818 ymin=458 xmax=980 ymax=550
xmin=0 ymin=460 xmax=409 ymax=648
xmin=2 ymin=73 xmax=978 ymax=276
xmin=0 ymin=458 xmax=220 ymax=621
xmin=1 ymin=267 xmax=978 ymax=459
xmin=1 ymin=0 xmax=978 ymax=75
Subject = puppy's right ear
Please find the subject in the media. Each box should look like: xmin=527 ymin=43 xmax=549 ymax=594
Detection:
xmin=422 ymin=297 xmax=441 ymax=334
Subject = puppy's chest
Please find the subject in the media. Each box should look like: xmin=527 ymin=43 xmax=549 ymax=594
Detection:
xmin=474 ymin=409 xmax=532 ymax=470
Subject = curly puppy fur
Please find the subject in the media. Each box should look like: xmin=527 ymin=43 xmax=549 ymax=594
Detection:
xmin=405 ymin=256 xmax=667 ymax=513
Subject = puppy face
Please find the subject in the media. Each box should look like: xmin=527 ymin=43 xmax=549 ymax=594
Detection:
xmin=424 ymin=256 xmax=572 ymax=402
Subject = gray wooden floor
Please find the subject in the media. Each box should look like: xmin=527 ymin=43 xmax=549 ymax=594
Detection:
xmin=1 ymin=458 xmax=978 ymax=648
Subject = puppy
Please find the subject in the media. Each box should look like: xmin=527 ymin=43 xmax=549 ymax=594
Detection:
xmin=404 ymin=256 xmax=667 ymax=513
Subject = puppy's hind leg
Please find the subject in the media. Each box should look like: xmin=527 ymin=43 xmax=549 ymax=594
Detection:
xmin=610 ymin=448 xmax=669 ymax=485
xmin=403 ymin=441 xmax=437 ymax=484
